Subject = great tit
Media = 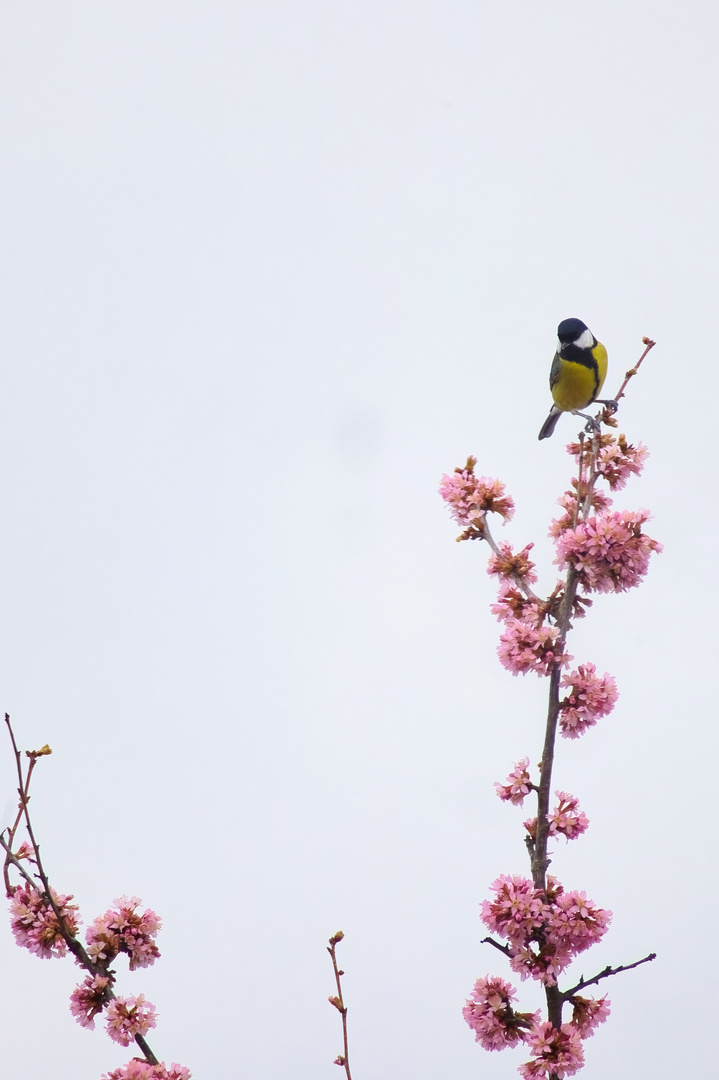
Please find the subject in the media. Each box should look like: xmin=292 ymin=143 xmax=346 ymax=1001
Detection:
xmin=538 ymin=318 xmax=612 ymax=440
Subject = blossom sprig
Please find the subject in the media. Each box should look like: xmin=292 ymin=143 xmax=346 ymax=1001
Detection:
xmin=559 ymin=664 xmax=619 ymax=740
xmin=523 ymin=792 xmax=589 ymax=844
xmin=438 ymin=457 xmax=515 ymax=541
xmin=439 ymin=336 xmax=659 ymax=1076
xmin=105 ymin=995 xmax=158 ymax=1047
xmin=555 ymin=508 xmax=662 ymax=594
xmin=495 ymin=758 xmax=534 ymax=806
xmin=481 ymin=874 xmax=611 ymax=987
xmin=86 ymin=897 xmax=162 ymax=970
xmin=8 ymin=884 xmax=80 ymax=959
xmin=463 ymin=975 xmax=539 ymax=1051
xmin=1 ymin=714 xmax=191 ymax=1079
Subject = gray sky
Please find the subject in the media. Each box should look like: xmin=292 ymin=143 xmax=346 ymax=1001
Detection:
xmin=0 ymin=2 xmax=716 ymax=1077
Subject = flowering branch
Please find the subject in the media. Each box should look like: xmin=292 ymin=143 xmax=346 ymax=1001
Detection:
xmin=327 ymin=931 xmax=353 ymax=1079
xmin=2 ymin=714 xmax=189 ymax=1080
xmin=440 ymin=338 xmax=660 ymax=1078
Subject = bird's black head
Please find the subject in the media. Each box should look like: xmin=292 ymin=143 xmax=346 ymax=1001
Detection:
xmin=557 ymin=318 xmax=589 ymax=344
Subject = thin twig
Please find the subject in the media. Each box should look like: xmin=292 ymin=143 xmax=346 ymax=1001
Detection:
xmin=612 ymin=338 xmax=656 ymax=404
xmin=327 ymin=932 xmax=353 ymax=1080
xmin=480 ymin=935 xmax=512 ymax=958
xmin=561 ymin=952 xmax=657 ymax=999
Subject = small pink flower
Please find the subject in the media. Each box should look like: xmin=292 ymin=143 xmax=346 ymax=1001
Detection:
xmin=105 ymin=995 xmax=158 ymax=1047
xmin=439 ymin=459 xmax=514 ymax=537
xmin=559 ymin=663 xmax=618 ymax=739
xmin=594 ymin=436 xmax=649 ymax=490
xmin=568 ymin=994 xmax=611 ymax=1037
xmin=102 ymin=1064 xmax=191 ymax=1080
xmin=549 ymin=792 xmax=589 ymax=841
xmin=555 ymin=509 xmax=661 ymax=593
xmin=463 ymin=975 xmax=539 ymax=1051
xmin=518 ymin=1020 xmax=585 ymax=1078
xmin=498 ymin=615 xmax=570 ymax=677
xmin=69 ymin=974 xmax=113 ymax=1029
xmin=487 ymin=543 xmax=537 ymax=584
xmin=8 ymin=885 xmax=79 ymax=959
xmin=548 ymin=487 xmax=613 ymax=539
xmin=481 ymin=875 xmax=547 ymax=946
xmin=495 ymin=758 xmax=533 ymax=806
xmin=87 ymin=896 xmax=161 ymax=970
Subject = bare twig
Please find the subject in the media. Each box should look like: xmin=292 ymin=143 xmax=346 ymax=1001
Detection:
xmin=327 ymin=932 xmax=353 ymax=1080
xmin=561 ymin=952 xmax=657 ymax=999
xmin=480 ymin=935 xmax=512 ymax=958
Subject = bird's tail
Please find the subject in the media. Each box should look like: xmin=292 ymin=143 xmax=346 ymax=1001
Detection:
xmin=538 ymin=406 xmax=562 ymax=441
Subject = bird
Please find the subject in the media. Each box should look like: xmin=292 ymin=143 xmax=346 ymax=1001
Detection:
xmin=538 ymin=318 xmax=614 ymax=440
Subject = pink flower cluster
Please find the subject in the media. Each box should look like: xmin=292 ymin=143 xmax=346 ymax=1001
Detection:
xmin=524 ymin=792 xmax=589 ymax=844
xmin=69 ymin=974 xmax=113 ymax=1029
xmin=495 ymin=758 xmax=532 ymax=806
xmin=568 ymin=433 xmax=649 ymax=492
xmin=439 ymin=458 xmax=514 ymax=538
xmin=487 ymin=541 xmax=569 ymax=678
xmin=548 ymin=792 xmax=589 ymax=841
xmin=594 ymin=437 xmax=648 ymax=490
xmin=463 ymin=976 xmax=539 ymax=1051
xmin=559 ymin=663 xmax=618 ymax=739
xmin=8 ymin=885 xmax=79 ymax=959
xmin=481 ymin=875 xmax=611 ymax=986
xmin=518 ymin=1020 xmax=584 ymax=1078
xmin=105 ymin=994 xmax=158 ymax=1046
xmin=498 ymin=615 xmax=570 ymax=677
xmin=102 ymin=1063 xmax=191 ymax=1080
xmin=555 ymin=509 xmax=662 ymax=593
xmin=549 ymin=486 xmax=613 ymax=539
xmin=463 ymin=976 xmax=610 ymax=1074
xmin=487 ymin=542 xmax=537 ymax=584
xmin=569 ymin=994 xmax=611 ymax=1037
xmin=86 ymin=896 xmax=161 ymax=970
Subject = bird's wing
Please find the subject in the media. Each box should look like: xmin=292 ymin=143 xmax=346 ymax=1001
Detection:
xmin=548 ymin=350 xmax=562 ymax=390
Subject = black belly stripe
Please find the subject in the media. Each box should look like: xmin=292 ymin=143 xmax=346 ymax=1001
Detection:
xmin=561 ymin=345 xmax=600 ymax=399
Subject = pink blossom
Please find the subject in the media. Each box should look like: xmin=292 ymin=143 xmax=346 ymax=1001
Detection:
xmin=497 ymin=615 xmax=570 ymax=677
xmin=546 ymin=888 xmax=612 ymax=958
xmin=481 ymin=875 xmax=547 ymax=947
xmin=14 ymin=840 xmax=34 ymax=860
xmin=548 ymin=487 xmax=613 ymax=539
xmin=568 ymin=994 xmax=611 ymax=1038
xmin=69 ymin=974 xmax=113 ymax=1029
xmin=105 ymin=995 xmax=158 ymax=1046
xmin=518 ymin=1021 xmax=585 ymax=1078
xmin=487 ymin=543 xmax=537 ymax=584
xmin=595 ymin=437 xmax=649 ymax=490
xmin=102 ymin=1064 xmax=191 ymax=1080
xmin=495 ymin=758 xmax=533 ymax=806
xmin=490 ymin=584 xmax=536 ymax=622
xmin=523 ymin=792 xmax=588 ymax=844
xmin=481 ymin=876 xmax=611 ymax=986
xmin=549 ymin=792 xmax=589 ymax=841
xmin=462 ymin=975 xmax=539 ymax=1051
xmin=8 ymin=885 xmax=79 ymax=959
xmin=87 ymin=896 xmax=161 ymax=970
xmin=439 ymin=458 xmax=514 ymax=536
xmin=554 ymin=509 xmax=662 ymax=593
xmin=559 ymin=663 xmax=618 ymax=739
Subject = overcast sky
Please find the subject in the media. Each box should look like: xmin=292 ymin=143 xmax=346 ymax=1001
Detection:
xmin=0 ymin=3 xmax=716 ymax=1078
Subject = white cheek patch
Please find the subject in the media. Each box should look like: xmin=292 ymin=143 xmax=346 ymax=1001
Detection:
xmin=574 ymin=328 xmax=594 ymax=349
